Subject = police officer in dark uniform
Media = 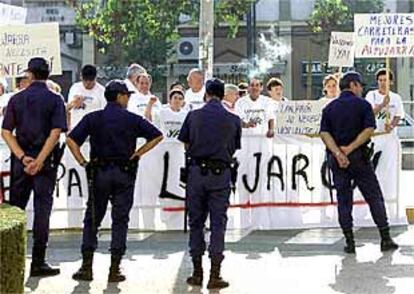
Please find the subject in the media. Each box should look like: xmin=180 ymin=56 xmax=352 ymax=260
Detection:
xmin=66 ymin=80 xmax=163 ymax=282
xmin=178 ymin=78 xmax=241 ymax=289
xmin=320 ymin=71 xmax=398 ymax=254
xmin=2 ymin=57 xmax=67 ymax=276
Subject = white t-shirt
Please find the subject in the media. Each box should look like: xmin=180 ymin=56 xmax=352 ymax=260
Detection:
xmin=235 ymin=94 xmax=275 ymax=136
xmin=185 ymin=88 xmax=205 ymax=110
xmin=153 ymin=106 xmax=188 ymax=143
xmin=68 ymin=82 xmax=106 ymax=129
xmin=0 ymin=93 xmax=12 ymax=129
xmin=365 ymin=90 xmax=404 ymax=133
xmin=127 ymin=91 xmax=161 ymax=117
xmin=124 ymin=78 xmax=137 ymax=92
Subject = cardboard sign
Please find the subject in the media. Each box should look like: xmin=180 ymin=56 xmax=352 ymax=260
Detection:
xmin=328 ymin=32 xmax=355 ymax=67
xmin=0 ymin=3 xmax=27 ymax=25
xmin=0 ymin=23 xmax=62 ymax=77
xmin=276 ymin=100 xmax=327 ymax=135
xmin=354 ymin=13 xmax=414 ymax=57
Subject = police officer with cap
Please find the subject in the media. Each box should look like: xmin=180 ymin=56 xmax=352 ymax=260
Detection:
xmin=320 ymin=71 xmax=398 ymax=254
xmin=2 ymin=57 xmax=67 ymax=276
xmin=178 ymin=78 xmax=241 ymax=289
xmin=67 ymin=79 xmax=163 ymax=282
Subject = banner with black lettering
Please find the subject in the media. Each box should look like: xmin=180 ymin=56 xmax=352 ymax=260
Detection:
xmin=0 ymin=134 xmax=405 ymax=230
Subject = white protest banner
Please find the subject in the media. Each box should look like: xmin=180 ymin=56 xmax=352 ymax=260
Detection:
xmin=328 ymin=32 xmax=355 ymax=67
xmin=354 ymin=13 xmax=414 ymax=58
xmin=275 ymin=100 xmax=327 ymax=135
xmin=0 ymin=22 xmax=61 ymax=76
xmin=0 ymin=3 xmax=27 ymax=25
xmin=0 ymin=134 xmax=404 ymax=230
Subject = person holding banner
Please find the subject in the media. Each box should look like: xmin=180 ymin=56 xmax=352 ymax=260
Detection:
xmin=235 ymin=77 xmax=275 ymax=137
xmin=266 ymin=77 xmax=289 ymax=102
xmin=320 ymin=74 xmax=340 ymax=104
xmin=320 ymin=71 xmax=399 ymax=254
xmin=1 ymin=57 xmax=67 ymax=277
xmin=365 ymin=69 xmax=404 ymax=134
xmin=179 ymin=78 xmax=241 ymax=290
xmin=67 ymin=65 xmax=106 ymax=130
xmin=67 ymin=80 xmax=163 ymax=282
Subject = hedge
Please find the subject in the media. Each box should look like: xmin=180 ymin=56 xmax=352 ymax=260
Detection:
xmin=0 ymin=204 xmax=26 ymax=294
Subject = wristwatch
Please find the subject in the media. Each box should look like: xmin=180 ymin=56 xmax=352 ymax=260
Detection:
xmin=20 ymin=154 xmax=26 ymax=162
xmin=80 ymin=161 xmax=88 ymax=167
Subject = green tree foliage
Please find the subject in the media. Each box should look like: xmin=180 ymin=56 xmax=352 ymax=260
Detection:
xmin=67 ymin=0 xmax=254 ymax=68
xmin=308 ymin=0 xmax=384 ymax=33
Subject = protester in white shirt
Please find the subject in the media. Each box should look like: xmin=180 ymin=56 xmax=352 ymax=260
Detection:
xmin=235 ymin=78 xmax=275 ymax=137
xmin=365 ymin=69 xmax=404 ymax=134
xmin=0 ymin=80 xmax=11 ymax=125
xmin=145 ymin=89 xmax=187 ymax=142
xmin=124 ymin=63 xmax=146 ymax=93
xmin=266 ymin=77 xmax=289 ymax=102
xmin=184 ymin=68 xmax=205 ymax=110
xmin=169 ymin=81 xmax=186 ymax=93
xmin=128 ymin=73 xmax=161 ymax=116
xmin=319 ymin=74 xmax=339 ymax=104
xmin=67 ymin=65 xmax=106 ymax=130
xmin=222 ymin=84 xmax=239 ymax=114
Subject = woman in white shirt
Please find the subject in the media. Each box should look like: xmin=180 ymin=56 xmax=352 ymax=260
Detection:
xmin=319 ymin=74 xmax=339 ymax=104
xmin=144 ymin=89 xmax=188 ymax=141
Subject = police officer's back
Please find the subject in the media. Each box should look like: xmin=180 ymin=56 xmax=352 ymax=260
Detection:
xmin=67 ymin=80 xmax=163 ymax=282
xmin=178 ymin=78 xmax=241 ymax=290
xmin=1 ymin=57 xmax=67 ymax=277
xmin=320 ymin=71 xmax=398 ymax=254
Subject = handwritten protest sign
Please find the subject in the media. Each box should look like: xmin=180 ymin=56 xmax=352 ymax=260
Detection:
xmin=328 ymin=32 xmax=355 ymax=67
xmin=0 ymin=23 xmax=61 ymax=77
xmin=276 ymin=100 xmax=327 ymax=135
xmin=0 ymin=3 xmax=27 ymax=25
xmin=354 ymin=13 xmax=414 ymax=58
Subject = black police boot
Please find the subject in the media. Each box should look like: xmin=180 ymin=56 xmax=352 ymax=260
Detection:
xmin=186 ymin=256 xmax=203 ymax=286
xmin=379 ymin=227 xmax=399 ymax=252
xmin=72 ymin=251 xmax=94 ymax=281
xmin=206 ymin=257 xmax=229 ymax=290
xmin=30 ymin=246 xmax=60 ymax=277
xmin=343 ymin=230 xmax=356 ymax=254
xmin=108 ymin=254 xmax=126 ymax=283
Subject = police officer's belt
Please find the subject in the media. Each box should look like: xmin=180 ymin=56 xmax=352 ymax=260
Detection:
xmin=90 ymin=158 xmax=138 ymax=173
xmin=191 ymin=158 xmax=230 ymax=175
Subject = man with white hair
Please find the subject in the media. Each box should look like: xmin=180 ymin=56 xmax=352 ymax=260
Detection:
xmin=124 ymin=63 xmax=146 ymax=92
xmin=222 ymin=84 xmax=239 ymax=113
xmin=185 ymin=68 xmax=205 ymax=110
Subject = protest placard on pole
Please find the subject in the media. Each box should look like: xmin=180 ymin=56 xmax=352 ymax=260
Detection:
xmin=275 ymin=100 xmax=327 ymax=135
xmin=0 ymin=23 xmax=62 ymax=77
xmin=328 ymin=32 xmax=355 ymax=67
xmin=354 ymin=13 xmax=414 ymax=58
xmin=0 ymin=3 xmax=27 ymax=25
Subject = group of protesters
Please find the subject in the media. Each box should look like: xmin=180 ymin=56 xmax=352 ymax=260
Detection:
xmin=0 ymin=59 xmax=403 ymax=289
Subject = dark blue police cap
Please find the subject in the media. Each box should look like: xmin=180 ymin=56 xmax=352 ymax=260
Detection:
xmin=105 ymin=79 xmax=134 ymax=95
xmin=26 ymin=57 xmax=50 ymax=73
xmin=341 ymin=71 xmax=366 ymax=87
xmin=205 ymin=78 xmax=225 ymax=99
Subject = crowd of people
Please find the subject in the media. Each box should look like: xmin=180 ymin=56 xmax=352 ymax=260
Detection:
xmin=0 ymin=58 xmax=404 ymax=289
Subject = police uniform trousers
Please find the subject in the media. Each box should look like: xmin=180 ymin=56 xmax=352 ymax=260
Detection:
xmin=9 ymin=156 xmax=57 ymax=249
xmin=82 ymin=164 xmax=135 ymax=256
xmin=187 ymin=165 xmax=231 ymax=261
xmin=329 ymin=149 xmax=389 ymax=230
